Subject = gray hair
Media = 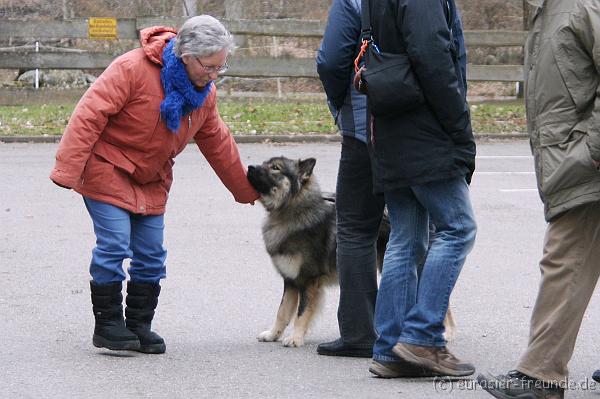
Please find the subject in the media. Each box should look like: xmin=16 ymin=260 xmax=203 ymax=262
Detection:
xmin=174 ymin=15 xmax=235 ymax=58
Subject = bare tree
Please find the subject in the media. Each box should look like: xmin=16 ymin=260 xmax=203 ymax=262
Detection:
xmin=224 ymin=0 xmax=243 ymax=19
xmin=224 ymin=0 xmax=246 ymax=48
xmin=142 ymin=0 xmax=158 ymax=16
xmin=522 ymin=0 xmax=531 ymax=30
xmin=183 ymin=0 xmax=197 ymax=16
xmin=62 ymin=0 xmax=74 ymax=20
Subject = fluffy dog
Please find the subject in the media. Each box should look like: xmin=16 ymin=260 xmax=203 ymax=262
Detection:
xmin=247 ymin=156 xmax=454 ymax=347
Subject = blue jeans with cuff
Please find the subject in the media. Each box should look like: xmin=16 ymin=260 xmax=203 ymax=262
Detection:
xmin=84 ymin=197 xmax=167 ymax=285
xmin=372 ymin=176 xmax=476 ymax=363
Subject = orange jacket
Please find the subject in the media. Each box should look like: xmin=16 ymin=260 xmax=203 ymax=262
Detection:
xmin=50 ymin=26 xmax=259 ymax=215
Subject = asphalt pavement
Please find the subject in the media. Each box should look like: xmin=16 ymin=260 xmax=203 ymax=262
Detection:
xmin=2 ymin=140 xmax=600 ymax=398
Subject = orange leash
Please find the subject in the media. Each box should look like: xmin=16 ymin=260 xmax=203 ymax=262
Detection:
xmin=354 ymin=39 xmax=369 ymax=73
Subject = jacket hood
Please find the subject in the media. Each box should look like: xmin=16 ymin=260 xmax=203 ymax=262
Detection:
xmin=139 ymin=26 xmax=178 ymax=66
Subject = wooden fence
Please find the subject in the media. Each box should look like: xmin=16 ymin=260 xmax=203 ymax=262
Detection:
xmin=0 ymin=18 xmax=526 ymax=82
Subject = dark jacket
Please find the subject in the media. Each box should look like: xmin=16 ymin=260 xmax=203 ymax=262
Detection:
xmin=525 ymin=0 xmax=600 ymax=221
xmin=317 ymin=0 xmax=467 ymax=147
xmin=317 ymin=0 xmax=468 ymax=145
xmin=317 ymin=0 xmax=367 ymax=142
xmin=368 ymin=0 xmax=475 ymax=192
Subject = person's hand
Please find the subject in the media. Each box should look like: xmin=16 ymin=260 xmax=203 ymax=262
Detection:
xmin=353 ymin=67 xmax=367 ymax=94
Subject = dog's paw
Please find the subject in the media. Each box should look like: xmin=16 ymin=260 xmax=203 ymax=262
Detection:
xmin=282 ymin=335 xmax=304 ymax=347
xmin=257 ymin=330 xmax=280 ymax=342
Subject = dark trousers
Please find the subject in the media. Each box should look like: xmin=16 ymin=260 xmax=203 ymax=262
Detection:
xmin=336 ymin=135 xmax=386 ymax=345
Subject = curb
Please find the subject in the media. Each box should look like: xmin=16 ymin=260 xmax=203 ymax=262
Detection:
xmin=0 ymin=133 xmax=529 ymax=144
xmin=475 ymin=133 xmax=529 ymax=140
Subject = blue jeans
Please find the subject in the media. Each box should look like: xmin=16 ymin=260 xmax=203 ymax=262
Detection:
xmin=84 ymin=197 xmax=167 ymax=284
xmin=372 ymin=176 xmax=476 ymax=362
xmin=335 ymin=136 xmax=386 ymax=345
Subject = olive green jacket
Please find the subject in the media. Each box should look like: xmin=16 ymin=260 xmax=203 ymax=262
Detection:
xmin=526 ymin=0 xmax=600 ymax=221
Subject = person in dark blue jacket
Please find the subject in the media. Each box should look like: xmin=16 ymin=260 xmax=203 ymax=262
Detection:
xmin=316 ymin=0 xmax=386 ymax=358
xmin=366 ymin=0 xmax=477 ymax=378
xmin=315 ymin=0 xmax=470 ymax=365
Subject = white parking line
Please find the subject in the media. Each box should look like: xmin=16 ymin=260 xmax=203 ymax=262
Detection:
xmin=475 ymin=171 xmax=535 ymax=175
xmin=476 ymin=155 xmax=533 ymax=159
xmin=499 ymin=189 xmax=538 ymax=193
xmin=473 ymin=155 xmax=536 ymax=192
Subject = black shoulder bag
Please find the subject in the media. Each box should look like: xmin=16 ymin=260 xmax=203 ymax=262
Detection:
xmin=354 ymin=0 xmax=425 ymax=117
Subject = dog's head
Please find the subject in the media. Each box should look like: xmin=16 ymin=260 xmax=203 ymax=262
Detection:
xmin=247 ymin=156 xmax=317 ymax=212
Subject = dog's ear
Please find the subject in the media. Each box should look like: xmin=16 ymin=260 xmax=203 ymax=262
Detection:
xmin=298 ymin=158 xmax=316 ymax=184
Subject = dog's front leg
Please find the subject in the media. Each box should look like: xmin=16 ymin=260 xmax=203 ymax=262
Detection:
xmin=257 ymin=281 xmax=299 ymax=342
xmin=283 ymin=279 xmax=324 ymax=347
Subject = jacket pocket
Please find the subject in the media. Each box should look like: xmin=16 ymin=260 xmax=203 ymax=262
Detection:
xmin=539 ymin=127 xmax=598 ymax=195
xmin=81 ymin=153 xmax=115 ymax=192
xmin=92 ymin=140 xmax=136 ymax=175
xmin=551 ymin=31 xmax=597 ymax=113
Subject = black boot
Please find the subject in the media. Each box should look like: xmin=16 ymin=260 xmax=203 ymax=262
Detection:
xmin=90 ymin=281 xmax=141 ymax=350
xmin=125 ymin=281 xmax=166 ymax=354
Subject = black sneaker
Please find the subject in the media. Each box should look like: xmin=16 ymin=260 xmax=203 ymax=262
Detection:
xmin=476 ymin=370 xmax=564 ymax=399
xmin=317 ymin=338 xmax=372 ymax=358
xmin=593 ymin=369 xmax=600 ymax=383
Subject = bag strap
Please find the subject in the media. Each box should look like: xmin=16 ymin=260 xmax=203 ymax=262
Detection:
xmin=354 ymin=0 xmax=372 ymax=72
xmin=354 ymin=0 xmax=455 ymax=73
xmin=360 ymin=0 xmax=372 ymax=42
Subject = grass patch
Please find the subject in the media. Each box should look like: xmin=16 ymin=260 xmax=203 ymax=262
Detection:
xmin=218 ymin=101 xmax=336 ymax=135
xmin=0 ymin=104 xmax=74 ymax=136
xmin=470 ymin=100 xmax=527 ymax=134
xmin=0 ymin=99 xmax=526 ymax=136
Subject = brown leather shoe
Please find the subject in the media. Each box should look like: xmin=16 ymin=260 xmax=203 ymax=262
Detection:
xmin=392 ymin=342 xmax=475 ymax=377
xmin=369 ymin=359 xmax=440 ymax=378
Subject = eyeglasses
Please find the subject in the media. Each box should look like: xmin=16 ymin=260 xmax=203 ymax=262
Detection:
xmin=196 ymin=58 xmax=229 ymax=74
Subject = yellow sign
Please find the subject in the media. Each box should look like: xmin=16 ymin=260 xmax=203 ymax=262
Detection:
xmin=88 ymin=18 xmax=117 ymax=40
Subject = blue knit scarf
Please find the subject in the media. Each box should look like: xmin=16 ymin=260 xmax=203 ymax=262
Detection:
xmin=160 ymin=40 xmax=213 ymax=133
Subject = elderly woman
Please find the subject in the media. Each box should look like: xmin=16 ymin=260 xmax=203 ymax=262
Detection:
xmin=50 ymin=15 xmax=258 ymax=354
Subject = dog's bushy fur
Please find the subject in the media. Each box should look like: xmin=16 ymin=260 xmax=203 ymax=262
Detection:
xmin=247 ymin=156 xmax=387 ymax=347
xmin=247 ymin=156 xmax=454 ymax=347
